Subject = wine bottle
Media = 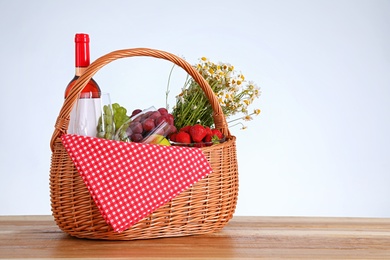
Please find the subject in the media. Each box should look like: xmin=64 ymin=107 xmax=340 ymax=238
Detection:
xmin=65 ymin=33 xmax=101 ymax=134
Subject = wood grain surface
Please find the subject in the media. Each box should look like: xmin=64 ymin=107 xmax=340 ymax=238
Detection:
xmin=1 ymin=215 xmax=389 ymax=259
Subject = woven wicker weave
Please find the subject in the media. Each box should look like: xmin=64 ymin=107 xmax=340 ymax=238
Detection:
xmin=50 ymin=48 xmax=239 ymax=240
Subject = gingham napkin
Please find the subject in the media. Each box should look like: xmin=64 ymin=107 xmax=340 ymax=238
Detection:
xmin=61 ymin=134 xmax=212 ymax=232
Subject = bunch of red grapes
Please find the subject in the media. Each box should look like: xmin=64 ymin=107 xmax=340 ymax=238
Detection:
xmin=125 ymin=107 xmax=177 ymax=142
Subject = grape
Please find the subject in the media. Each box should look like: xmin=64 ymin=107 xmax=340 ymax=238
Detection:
xmin=166 ymin=125 xmax=177 ymax=136
xmin=126 ymin=127 xmax=133 ymax=137
xmin=104 ymin=131 xmax=112 ymax=139
xmin=118 ymin=128 xmax=130 ymax=141
xmin=103 ymin=105 xmax=113 ymax=116
xmin=104 ymin=114 xmax=113 ymax=126
xmin=142 ymin=118 xmax=155 ymax=132
xmin=96 ymin=105 xmax=115 ymax=140
xmin=155 ymin=115 xmax=168 ymax=126
xmin=153 ymin=126 xmax=165 ymax=136
xmin=130 ymin=121 xmax=143 ymax=134
xmin=131 ymin=133 xmax=143 ymax=142
xmin=96 ymin=103 xmax=131 ymax=141
xmin=166 ymin=114 xmax=174 ymax=125
xmin=131 ymin=116 xmax=141 ymax=122
xmin=131 ymin=109 xmax=142 ymax=117
xmin=158 ymin=107 xmax=168 ymax=115
xmin=149 ymin=111 xmax=161 ymax=120
xmin=112 ymin=103 xmax=130 ymax=129
xmin=98 ymin=105 xmax=176 ymax=143
xmin=96 ymin=104 xmax=179 ymax=144
xmin=140 ymin=111 xmax=153 ymax=122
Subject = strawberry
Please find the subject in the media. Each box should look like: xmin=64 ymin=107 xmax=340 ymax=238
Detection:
xmin=180 ymin=125 xmax=191 ymax=133
xmin=211 ymin=129 xmax=223 ymax=140
xmin=175 ymin=131 xmax=191 ymax=144
xmin=203 ymin=134 xmax=214 ymax=146
xmin=204 ymin=126 xmax=213 ymax=136
xmin=169 ymin=133 xmax=177 ymax=142
xmin=203 ymin=134 xmax=212 ymax=143
xmin=189 ymin=124 xmax=207 ymax=143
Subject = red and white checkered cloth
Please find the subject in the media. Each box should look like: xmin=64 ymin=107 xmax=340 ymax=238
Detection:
xmin=61 ymin=134 xmax=212 ymax=232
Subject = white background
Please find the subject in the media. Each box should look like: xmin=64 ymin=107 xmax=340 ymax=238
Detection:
xmin=0 ymin=0 xmax=389 ymax=217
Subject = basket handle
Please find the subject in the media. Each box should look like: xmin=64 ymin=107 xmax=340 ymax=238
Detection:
xmin=50 ymin=48 xmax=230 ymax=151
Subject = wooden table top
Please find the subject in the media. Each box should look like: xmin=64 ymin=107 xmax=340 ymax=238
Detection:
xmin=1 ymin=215 xmax=389 ymax=259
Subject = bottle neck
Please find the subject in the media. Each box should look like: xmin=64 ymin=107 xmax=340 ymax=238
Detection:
xmin=75 ymin=67 xmax=87 ymax=77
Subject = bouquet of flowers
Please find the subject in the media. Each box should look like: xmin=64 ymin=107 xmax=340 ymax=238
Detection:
xmin=170 ymin=57 xmax=261 ymax=131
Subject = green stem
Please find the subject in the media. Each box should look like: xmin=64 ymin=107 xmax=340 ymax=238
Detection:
xmin=227 ymin=112 xmax=256 ymax=124
xmin=166 ymin=64 xmax=176 ymax=109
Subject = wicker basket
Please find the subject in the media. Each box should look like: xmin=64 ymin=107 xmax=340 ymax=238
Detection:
xmin=49 ymin=48 xmax=239 ymax=240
